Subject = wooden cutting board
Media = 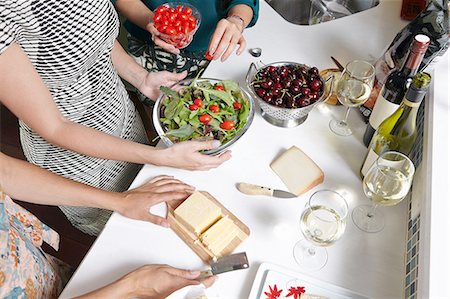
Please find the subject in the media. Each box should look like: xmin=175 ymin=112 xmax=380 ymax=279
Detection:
xmin=167 ymin=191 xmax=250 ymax=263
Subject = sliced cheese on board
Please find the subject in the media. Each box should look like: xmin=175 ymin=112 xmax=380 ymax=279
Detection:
xmin=174 ymin=191 xmax=222 ymax=235
xmin=200 ymin=215 xmax=239 ymax=256
xmin=270 ymin=146 xmax=324 ymax=196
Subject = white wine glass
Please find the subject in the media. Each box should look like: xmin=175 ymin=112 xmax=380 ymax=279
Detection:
xmin=329 ymin=60 xmax=375 ymax=136
xmin=293 ymin=190 xmax=348 ymax=271
xmin=353 ymin=151 xmax=415 ymax=233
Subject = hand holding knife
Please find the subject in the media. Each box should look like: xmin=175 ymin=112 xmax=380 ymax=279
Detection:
xmin=197 ymin=252 xmax=249 ymax=280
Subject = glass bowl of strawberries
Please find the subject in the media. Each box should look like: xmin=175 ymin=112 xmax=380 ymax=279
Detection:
xmin=152 ymin=2 xmax=201 ymax=49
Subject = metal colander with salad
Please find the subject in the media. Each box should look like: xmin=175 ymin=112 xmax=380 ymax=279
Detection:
xmin=153 ymin=77 xmax=255 ymax=154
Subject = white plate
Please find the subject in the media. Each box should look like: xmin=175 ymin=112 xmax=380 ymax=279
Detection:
xmin=248 ymin=263 xmax=368 ymax=299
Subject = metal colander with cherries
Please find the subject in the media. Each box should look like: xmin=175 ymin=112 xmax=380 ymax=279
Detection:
xmin=251 ymin=63 xmax=324 ymax=108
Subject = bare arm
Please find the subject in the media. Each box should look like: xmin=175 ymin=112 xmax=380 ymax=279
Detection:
xmin=75 ymin=265 xmax=216 ymax=299
xmin=0 ymin=43 xmax=230 ymax=170
xmin=114 ymin=0 xmax=153 ymax=30
xmin=0 ymin=152 xmax=195 ymax=226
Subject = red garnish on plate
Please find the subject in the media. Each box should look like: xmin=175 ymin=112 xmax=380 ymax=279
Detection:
xmin=264 ymin=284 xmax=283 ymax=299
xmin=286 ymin=286 xmax=306 ymax=299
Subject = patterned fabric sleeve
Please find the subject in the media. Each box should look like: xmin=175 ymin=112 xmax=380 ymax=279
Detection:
xmin=225 ymin=0 xmax=259 ymax=28
xmin=0 ymin=4 xmax=18 ymax=55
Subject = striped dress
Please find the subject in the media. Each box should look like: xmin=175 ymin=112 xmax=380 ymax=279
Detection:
xmin=0 ymin=0 xmax=148 ymax=236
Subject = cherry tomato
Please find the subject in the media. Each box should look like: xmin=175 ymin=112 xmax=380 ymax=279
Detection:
xmin=209 ymin=105 xmax=220 ymax=113
xmin=168 ymin=13 xmax=177 ymax=23
xmin=166 ymin=26 xmax=177 ymax=36
xmin=181 ymin=24 xmax=190 ymax=34
xmin=194 ymin=98 xmax=203 ymax=107
xmin=154 ymin=12 xmax=164 ymax=23
xmin=233 ymin=102 xmax=242 ymax=109
xmin=188 ymin=15 xmax=196 ymax=23
xmin=175 ymin=5 xmax=183 ymax=13
xmin=183 ymin=7 xmax=193 ymax=15
xmin=205 ymin=52 xmax=213 ymax=60
xmin=168 ymin=7 xmax=176 ymax=14
xmin=214 ymin=85 xmax=225 ymax=91
xmin=220 ymin=120 xmax=235 ymax=130
xmin=199 ymin=114 xmax=212 ymax=124
xmin=189 ymin=104 xmax=199 ymax=111
xmin=173 ymin=20 xmax=182 ymax=28
xmin=155 ymin=6 xmax=167 ymax=14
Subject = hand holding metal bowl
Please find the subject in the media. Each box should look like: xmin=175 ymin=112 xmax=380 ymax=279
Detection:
xmin=153 ymin=78 xmax=255 ymax=155
xmin=246 ymin=62 xmax=334 ymax=127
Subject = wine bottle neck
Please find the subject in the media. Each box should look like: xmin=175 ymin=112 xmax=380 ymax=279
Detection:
xmin=400 ymin=45 xmax=428 ymax=76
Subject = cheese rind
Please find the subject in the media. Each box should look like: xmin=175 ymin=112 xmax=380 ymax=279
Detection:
xmin=270 ymin=146 xmax=324 ymax=196
xmin=174 ymin=192 xmax=222 ymax=235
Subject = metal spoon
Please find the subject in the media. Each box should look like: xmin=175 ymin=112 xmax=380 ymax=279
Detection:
xmin=249 ymin=47 xmax=262 ymax=57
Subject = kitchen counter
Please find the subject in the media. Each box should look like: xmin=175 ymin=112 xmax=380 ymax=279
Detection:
xmin=60 ymin=0 xmax=449 ymax=298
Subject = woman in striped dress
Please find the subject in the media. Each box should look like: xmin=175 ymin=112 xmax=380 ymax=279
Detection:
xmin=0 ymin=0 xmax=231 ymax=236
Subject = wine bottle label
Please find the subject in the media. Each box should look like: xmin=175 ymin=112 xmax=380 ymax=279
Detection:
xmin=368 ymin=94 xmax=401 ymax=130
xmin=361 ymin=148 xmax=379 ymax=177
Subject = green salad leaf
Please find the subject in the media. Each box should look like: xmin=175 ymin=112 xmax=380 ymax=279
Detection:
xmin=159 ymin=78 xmax=251 ymax=145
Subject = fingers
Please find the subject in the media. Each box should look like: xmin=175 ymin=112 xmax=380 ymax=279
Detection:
xmin=148 ymin=175 xmax=175 ymax=184
xmin=147 ymin=213 xmax=170 ymax=228
xmin=236 ymin=37 xmax=247 ymax=56
xmin=154 ymin=37 xmax=180 ymax=55
xmin=191 ymin=139 xmax=222 ymax=151
xmin=208 ymin=19 xmax=245 ymax=62
xmin=208 ymin=21 xmax=227 ymax=59
xmin=200 ymin=275 xmax=218 ymax=288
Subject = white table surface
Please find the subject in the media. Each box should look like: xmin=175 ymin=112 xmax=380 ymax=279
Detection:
xmin=61 ymin=0 xmax=450 ymax=298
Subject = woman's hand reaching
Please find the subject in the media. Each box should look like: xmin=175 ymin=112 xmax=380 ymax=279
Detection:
xmin=157 ymin=140 xmax=232 ymax=171
xmin=76 ymin=264 xmax=217 ymax=299
xmin=207 ymin=17 xmax=246 ymax=62
xmin=118 ymin=175 xmax=194 ymax=227
xmin=138 ymin=70 xmax=187 ymax=101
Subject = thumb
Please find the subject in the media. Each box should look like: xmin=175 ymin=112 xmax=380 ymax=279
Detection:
xmin=175 ymin=70 xmax=188 ymax=80
xmin=146 ymin=213 xmax=170 ymax=228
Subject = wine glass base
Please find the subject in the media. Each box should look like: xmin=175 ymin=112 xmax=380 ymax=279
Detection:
xmin=293 ymin=239 xmax=327 ymax=271
xmin=352 ymin=204 xmax=385 ymax=233
xmin=329 ymin=119 xmax=353 ymax=136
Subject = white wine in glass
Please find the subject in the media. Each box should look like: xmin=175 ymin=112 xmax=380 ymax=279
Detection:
xmin=294 ymin=190 xmax=348 ymax=271
xmin=353 ymin=151 xmax=415 ymax=233
xmin=329 ymin=60 xmax=375 ymax=136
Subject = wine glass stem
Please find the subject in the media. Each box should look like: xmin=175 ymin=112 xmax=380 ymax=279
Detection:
xmin=308 ymin=247 xmax=316 ymax=256
xmin=341 ymin=107 xmax=351 ymax=125
xmin=367 ymin=204 xmax=379 ymax=218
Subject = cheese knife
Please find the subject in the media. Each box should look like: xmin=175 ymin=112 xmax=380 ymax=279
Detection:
xmin=236 ymin=182 xmax=297 ymax=198
xmin=198 ymin=252 xmax=249 ymax=279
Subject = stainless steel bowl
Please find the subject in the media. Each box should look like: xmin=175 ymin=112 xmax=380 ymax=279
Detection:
xmin=153 ymin=78 xmax=255 ymax=155
xmin=245 ymin=61 xmax=333 ymax=128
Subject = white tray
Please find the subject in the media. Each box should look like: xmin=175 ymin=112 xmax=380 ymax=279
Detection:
xmin=248 ymin=263 xmax=368 ymax=299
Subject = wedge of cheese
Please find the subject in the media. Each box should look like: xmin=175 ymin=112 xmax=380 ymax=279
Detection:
xmin=200 ymin=215 xmax=239 ymax=256
xmin=270 ymin=146 xmax=324 ymax=196
xmin=174 ymin=192 xmax=222 ymax=235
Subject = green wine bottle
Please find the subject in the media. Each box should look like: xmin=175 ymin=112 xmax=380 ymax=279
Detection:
xmin=360 ymin=72 xmax=431 ymax=177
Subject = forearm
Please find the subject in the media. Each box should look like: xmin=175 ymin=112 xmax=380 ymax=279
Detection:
xmin=227 ymin=4 xmax=254 ymax=28
xmin=0 ymin=153 xmax=124 ymax=212
xmin=74 ymin=275 xmax=132 ymax=299
xmin=50 ymin=119 xmax=164 ymax=165
xmin=0 ymin=43 xmax=166 ymax=166
xmin=111 ymin=40 xmax=147 ymax=89
xmin=114 ymin=0 xmax=153 ymax=30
